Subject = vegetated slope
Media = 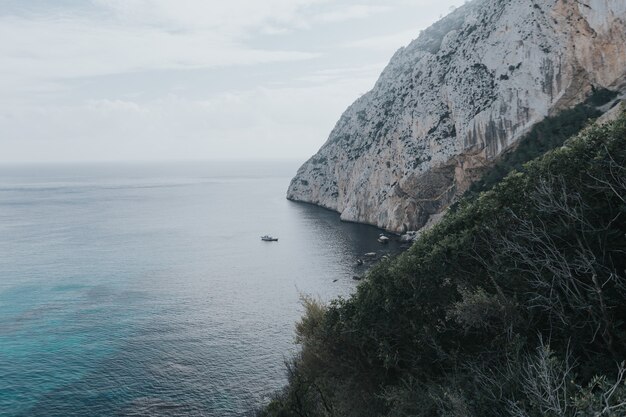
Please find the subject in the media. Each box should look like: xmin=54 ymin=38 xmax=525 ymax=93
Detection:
xmin=261 ymin=108 xmax=626 ymax=417
xmin=287 ymin=0 xmax=626 ymax=233
xmin=468 ymin=88 xmax=619 ymax=195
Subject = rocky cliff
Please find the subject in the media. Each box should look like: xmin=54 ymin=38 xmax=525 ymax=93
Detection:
xmin=287 ymin=0 xmax=626 ymax=233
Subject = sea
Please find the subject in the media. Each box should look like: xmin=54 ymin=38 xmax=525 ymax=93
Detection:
xmin=0 ymin=161 xmax=402 ymax=417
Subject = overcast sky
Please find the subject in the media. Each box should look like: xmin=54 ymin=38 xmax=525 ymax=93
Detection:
xmin=0 ymin=0 xmax=462 ymax=163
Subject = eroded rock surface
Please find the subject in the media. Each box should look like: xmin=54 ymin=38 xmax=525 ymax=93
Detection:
xmin=287 ymin=0 xmax=626 ymax=233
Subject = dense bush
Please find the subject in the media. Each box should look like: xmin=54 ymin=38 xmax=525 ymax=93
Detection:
xmin=260 ymin=107 xmax=626 ymax=417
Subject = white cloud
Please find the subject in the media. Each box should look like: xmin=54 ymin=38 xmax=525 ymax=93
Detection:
xmin=312 ymin=5 xmax=390 ymax=23
xmin=0 ymin=72 xmax=376 ymax=162
xmin=0 ymin=15 xmax=317 ymax=84
xmin=0 ymin=0 xmax=463 ymax=162
xmin=341 ymin=28 xmax=422 ymax=50
xmin=296 ymin=63 xmax=388 ymax=84
xmin=92 ymin=0 xmax=331 ymax=33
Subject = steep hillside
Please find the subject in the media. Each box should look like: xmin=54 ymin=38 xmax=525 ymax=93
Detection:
xmin=287 ymin=0 xmax=626 ymax=233
xmin=264 ymin=108 xmax=626 ymax=417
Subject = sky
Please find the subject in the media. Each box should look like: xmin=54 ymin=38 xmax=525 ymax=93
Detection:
xmin=0 ymin=0 xmax=463 ymax=163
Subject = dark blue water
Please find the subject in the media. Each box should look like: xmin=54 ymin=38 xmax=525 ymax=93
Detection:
xmin=0 ymin=161 xmax=402 ymax=417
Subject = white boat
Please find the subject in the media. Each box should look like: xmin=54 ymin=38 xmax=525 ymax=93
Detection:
xmin=261 ymin=235 xmax=278 ymax=242
xmin=378 ymin=234 xmax=390 ymax=244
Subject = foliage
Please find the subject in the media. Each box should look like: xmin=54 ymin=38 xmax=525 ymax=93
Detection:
xmin=259 ymin=106 xmax=626 ymax=417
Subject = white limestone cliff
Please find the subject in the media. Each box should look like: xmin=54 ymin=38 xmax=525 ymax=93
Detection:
xmin=287 ymin=0 xmax=626 ymax=233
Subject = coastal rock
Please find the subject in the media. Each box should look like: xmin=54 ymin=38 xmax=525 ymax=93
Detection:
xmin=287 ymin=0 xmax=626 ymax=233
xmin=400 ymin=231 xmax=418 ymax=243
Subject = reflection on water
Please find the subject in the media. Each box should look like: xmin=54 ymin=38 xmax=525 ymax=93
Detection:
xmin=0 ymin=161 xmax=405 ymax=416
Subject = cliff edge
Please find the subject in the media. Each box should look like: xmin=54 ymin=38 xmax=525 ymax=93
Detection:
xmin=287 ymin=0 xmax=626 ymax=233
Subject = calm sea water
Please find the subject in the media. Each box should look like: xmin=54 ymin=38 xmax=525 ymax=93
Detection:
xmin=0 ymin=161 xmax=402 ymax=417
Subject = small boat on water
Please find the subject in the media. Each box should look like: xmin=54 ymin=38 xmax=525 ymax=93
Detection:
xmin=261 ymin=235 xmax=278 ymax=242
xmin=378 ymin=234 xmax=390 ymax=244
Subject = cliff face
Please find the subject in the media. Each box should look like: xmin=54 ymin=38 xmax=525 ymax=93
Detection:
xmin=287 ymin=0 xmax=626 ymax=233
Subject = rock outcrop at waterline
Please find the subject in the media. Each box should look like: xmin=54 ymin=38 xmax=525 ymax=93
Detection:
xmin=287 ymin=0 xmax=626 ymax=233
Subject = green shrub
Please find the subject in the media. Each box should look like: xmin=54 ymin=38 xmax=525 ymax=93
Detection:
xmin=261 ymin=107 xmax=626 ymax=417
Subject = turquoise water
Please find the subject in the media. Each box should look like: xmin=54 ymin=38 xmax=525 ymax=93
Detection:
xmin=0 ymin=162 xmax=402 ymax=416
